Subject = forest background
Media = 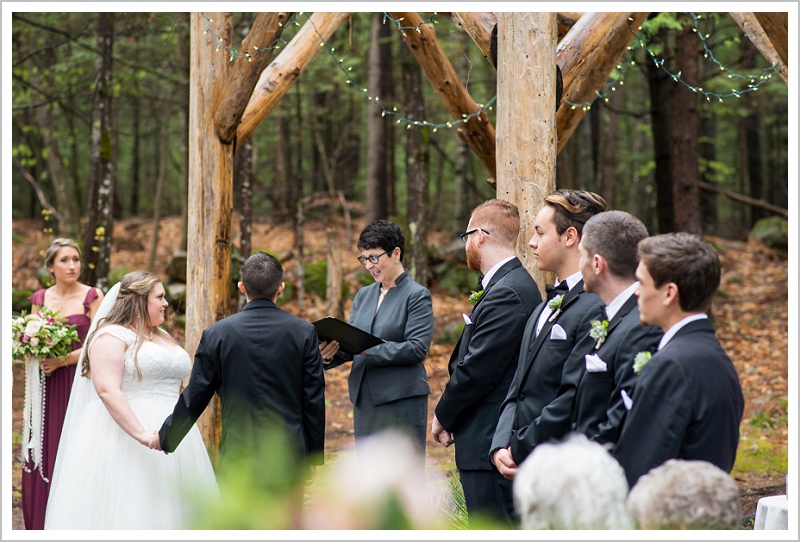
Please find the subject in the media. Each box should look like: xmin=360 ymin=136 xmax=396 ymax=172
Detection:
xmin=4 ymin=6 xmax=795 ymax=531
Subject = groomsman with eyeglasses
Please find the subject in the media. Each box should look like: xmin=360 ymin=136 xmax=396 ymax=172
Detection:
xmin=612 ymin=233 xmax=744 ymax=488
xmin=432 ymin=199 xmax=540 ymax=526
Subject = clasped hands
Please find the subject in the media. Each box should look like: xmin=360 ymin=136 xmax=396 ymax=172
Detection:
xmin=138 ymin=430 xmax=166 ymax=454
xmin=431 ymin=414 xmax=454 ymax=447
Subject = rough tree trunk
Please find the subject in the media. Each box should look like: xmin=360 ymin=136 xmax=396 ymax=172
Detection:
xmin=81 ymin=12 xmax=115 ymax=290
xmin=365 ymin=13 xmax=389 ymax=223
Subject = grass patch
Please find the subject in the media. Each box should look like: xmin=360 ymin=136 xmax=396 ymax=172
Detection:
xmin=732 ymin=421 xmax=788 ymax=476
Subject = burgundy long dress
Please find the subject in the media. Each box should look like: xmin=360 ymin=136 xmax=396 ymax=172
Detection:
xmin=21 ymin=288 xmax=98 ymax=530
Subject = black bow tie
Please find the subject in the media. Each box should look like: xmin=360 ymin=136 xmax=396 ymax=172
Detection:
xmin=546 ymin=281 xmax=569 ymax=301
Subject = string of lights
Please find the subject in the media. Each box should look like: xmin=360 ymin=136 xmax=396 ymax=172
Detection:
xmin=203 ymin=12 xmax=778 ymax=123
xmin=563 ymin=13 xmax=780 ymax=109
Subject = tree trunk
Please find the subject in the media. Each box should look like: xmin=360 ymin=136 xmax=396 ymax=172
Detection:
xmin=147 ymin=120 xmax=168 ymax=271
xmin=741 ymin=38 xmax=766 ymax=226
xmin=275 ymin=111 xmax=293 ymax=218
xmin=365 ymin=13 xmax=390 ymax=223
xmin=188 ymin=12 xmax=235 ymax=463
xmin=81 ymin=12 xmax=115 ymax=289
xmin=403 ymin=36 xmax=430 ymax=287
xmin=131 ymin=47 xmax=141 ymax=217
xmin=238 ymin=138 xmax=254 ymax=311
xmin=496 ymin=12 xmax=557 ymax=290
xmin=645 ymin=26 xmax=674 ymax=235
xmin=670 ymin=14 xmax=701 ymax=234
xmin=599 ymin=90 xmax=621 ymax=207
xmin=177 ymin=15 xmax=190 ymax=252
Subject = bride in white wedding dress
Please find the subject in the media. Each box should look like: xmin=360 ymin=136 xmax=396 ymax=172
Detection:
xmin=44 ymin=271 xmax=218 ymax=530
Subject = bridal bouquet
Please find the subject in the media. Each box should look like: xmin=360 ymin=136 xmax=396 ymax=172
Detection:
xmin=11 ymin=306 xmax=79 ymax=363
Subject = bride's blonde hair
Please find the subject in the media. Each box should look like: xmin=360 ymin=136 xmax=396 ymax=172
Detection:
xmin=82 ymin=271 xmax=175 ymax=380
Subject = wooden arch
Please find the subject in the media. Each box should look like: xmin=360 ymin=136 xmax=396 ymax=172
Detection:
xmin=186 ymin=12 xmax=788 ymax=454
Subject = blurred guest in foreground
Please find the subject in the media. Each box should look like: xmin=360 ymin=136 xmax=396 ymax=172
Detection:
xmin=513 ymin=433 xmax=633 ymax=530
xmin=627 ymin=459 xmax=741 ymax=529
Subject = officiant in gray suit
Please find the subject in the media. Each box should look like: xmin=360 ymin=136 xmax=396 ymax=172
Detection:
xmin=320 ymin=219 xmax=434 ymax=456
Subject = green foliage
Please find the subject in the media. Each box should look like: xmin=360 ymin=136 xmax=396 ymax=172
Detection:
xmin=108 ymin=267 xmax=133 ymax=287
xmin=11 ymin=289 xmax=35 ymax=313
xmin=733 ymin=397 xmax=788 ymax=476
xmin=356 ymin=269 xmax=374 ymax=287
xmin=438 ymin=266 xmax=478 ymax=296
xmin=303 ymin=261 xmax=329 ymax=299
xmin=277 ymin=280 xmax=295 ymax=306
xmin=36 ymin=266 xmax=54 ymax=289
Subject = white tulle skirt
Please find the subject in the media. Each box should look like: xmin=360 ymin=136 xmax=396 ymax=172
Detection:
xmin=44 ymin=395 xmax=219 ymax=530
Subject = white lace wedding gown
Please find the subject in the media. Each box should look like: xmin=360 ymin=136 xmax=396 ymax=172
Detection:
xmin=44 ymin=325 xmax=219 ymax=530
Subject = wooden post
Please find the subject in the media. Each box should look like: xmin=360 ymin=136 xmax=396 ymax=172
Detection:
xmin=188 ymin=13 xmax=234 ymax=465
xmin=496 ymin=13 xmax=557 ymax=294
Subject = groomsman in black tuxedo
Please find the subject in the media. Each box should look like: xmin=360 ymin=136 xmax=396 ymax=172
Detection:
xmin=567 ymin=211 xmax=662 ymax=446
xmin=155 ymin=252 xmax=326 ymax=484
xmin=491 ymin=190 xmax=606 ymax=484
xmin=432 ymin=199 xmax=540 ymax=525
xmin=613 ymin=233 xmax=744 ymax=488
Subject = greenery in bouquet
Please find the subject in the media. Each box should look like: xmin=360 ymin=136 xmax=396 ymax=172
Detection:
xmin=11 ymin=307 xmax=80 ymax=362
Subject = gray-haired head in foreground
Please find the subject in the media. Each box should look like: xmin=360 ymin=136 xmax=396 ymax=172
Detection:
xmin=627 ymin=459 xmax=740 ymax=529
xmin=513 ymin=433 xmax=633 ymax=529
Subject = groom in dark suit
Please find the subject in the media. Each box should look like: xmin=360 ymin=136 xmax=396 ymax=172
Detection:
xmin=154 ymin=252 xmax=326 ymax=483
xmin=432 ymin=199 xmax=540 ymax=525
xmin=491 ymin=190 xmax=606 ymax=481
xmin=613 ymin=233 xmax=744 ymax=488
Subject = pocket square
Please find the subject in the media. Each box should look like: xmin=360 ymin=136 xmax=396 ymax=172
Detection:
xmin=585 ymin=353 xmax=608 ymax=373
xmin=549 ymin=324 xmax=567 ymax=340
xmin=620 ymin=389 xmax=633 ymax=411
xmin=462 ymin=313 xmax=472 ymax=325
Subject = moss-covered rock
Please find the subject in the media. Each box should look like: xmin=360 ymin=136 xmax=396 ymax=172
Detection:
xmin=749 ymin=216 xmax=788 ymax=252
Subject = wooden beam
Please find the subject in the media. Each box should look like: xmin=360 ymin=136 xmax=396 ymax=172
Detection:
xmin=188 ymin=12 xmax=235 ymax=463
xmin=753 ymin=12 xmax=788 ymax=68
xmin=451 ymin=11 xmax=583 ymax=69
xmin=213 ymin=12 xmax=293 ymax=143
xmin=555 ymin=12 xmax=648 ymax=153
xmin=389 ymin=11 xmax=497 ymax=183
xmin=235 ymin=12 xmax=351 ymax=149
xmin=730 ymin=12 xmax=788 ymax=84
xmin=496 ymin=12 xmax=557 ymax=290
xmin=451 ymin=12 xmax=496 ymax=67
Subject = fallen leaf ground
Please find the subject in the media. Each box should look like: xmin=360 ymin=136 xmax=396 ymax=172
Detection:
xmin=8 ymin=216 xmax=789 ymax=530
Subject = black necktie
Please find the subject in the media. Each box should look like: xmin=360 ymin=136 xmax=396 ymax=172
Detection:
xmin=546 ymin=281 xmax=569 ymax=301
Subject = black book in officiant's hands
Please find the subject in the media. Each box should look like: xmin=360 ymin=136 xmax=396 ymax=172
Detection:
xmin=312 ymin=316 xmax=384 ymax=370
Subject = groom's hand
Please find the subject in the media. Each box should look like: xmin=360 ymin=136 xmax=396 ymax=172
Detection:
xmin=148 ymin=431 xmax=166 ymax=453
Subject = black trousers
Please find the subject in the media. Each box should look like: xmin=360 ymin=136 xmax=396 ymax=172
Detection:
xmin=459 ymin=468 xmax=518 ymax=528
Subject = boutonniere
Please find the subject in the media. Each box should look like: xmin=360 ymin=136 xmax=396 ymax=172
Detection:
xmin=633 ymin=351 xmax=652 ymax=374
xmin=468 ymin=289 xmax=484 ymax=305
xmin=589 ymin=319 xmax=609 ymax=349
xmin=547 ymin=294 xmax=564 ymax=322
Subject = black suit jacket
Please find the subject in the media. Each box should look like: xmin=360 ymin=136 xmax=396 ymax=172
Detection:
xmin=613 ymin=318 xmax=745 ymax=488
xmin=491 ymin=279 xmax=605 ymax=464
xmin=435 ymin=258 xmax=540 ymax=470
xmin=159 ymin=299 xmax=326 ymax=470
xmin=571 ymin=295 xmax=662 ymax=445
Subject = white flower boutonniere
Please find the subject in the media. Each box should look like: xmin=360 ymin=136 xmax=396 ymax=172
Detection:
xmin=547 ymin=294 xmax=564 ymax=322
xmin=633 ymin=351 xmax=652 ymax=374
xmin=468 ymin=289 xmax=484 ymax=305
xmin=589 ymin=319 xmax=609 ymax=349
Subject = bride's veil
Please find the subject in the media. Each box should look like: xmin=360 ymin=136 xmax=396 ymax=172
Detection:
xmin=49 ymin=282 xmax=120 ymax=486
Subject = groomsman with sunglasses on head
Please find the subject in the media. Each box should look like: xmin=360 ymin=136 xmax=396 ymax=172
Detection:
xmin=490 ymin=190 xmax=607 ymax=493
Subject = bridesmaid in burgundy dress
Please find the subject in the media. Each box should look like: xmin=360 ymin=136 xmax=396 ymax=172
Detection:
xmin=22 ymin=238 xmax=103 ymax=529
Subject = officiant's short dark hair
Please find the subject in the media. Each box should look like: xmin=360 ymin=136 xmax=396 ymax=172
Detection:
xmin=241 ymin=252 xmax=283 ymax=300
xmin=638 ymin=233 xmax=720 ymax=312
xmin=358 ymin=220 xmax=404 ymax=262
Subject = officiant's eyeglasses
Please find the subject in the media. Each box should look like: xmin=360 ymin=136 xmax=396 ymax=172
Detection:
xmin=459 ymin=228 xmax=490 ymax=243
xmin=358 ymin=251 xmax=389 ymax=265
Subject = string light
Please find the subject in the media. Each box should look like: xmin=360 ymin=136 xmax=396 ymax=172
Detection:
xmin=563 ymin=12 xmax=779 ymax=109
